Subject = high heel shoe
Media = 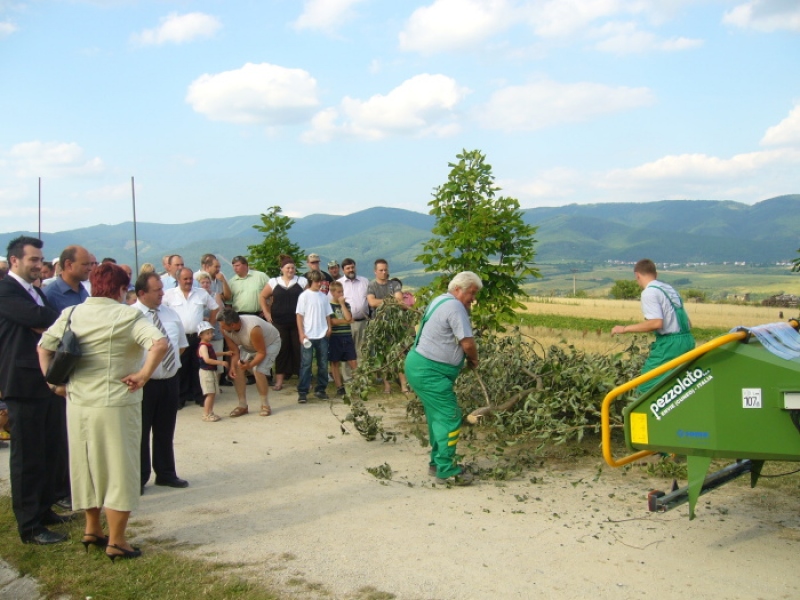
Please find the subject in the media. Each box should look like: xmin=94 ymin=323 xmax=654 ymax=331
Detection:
xmin=105 ymin=543 xmax=142 ymax=562
xmin=81 ymin=533 xmax=109 ymax=552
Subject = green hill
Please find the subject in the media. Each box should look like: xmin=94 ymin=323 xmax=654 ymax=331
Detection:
xmin=2 ymin=195 xmax=798 ymax=278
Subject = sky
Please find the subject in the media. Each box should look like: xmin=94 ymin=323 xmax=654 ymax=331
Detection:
xmin=1 ymin=0 xmax=800 ymax=234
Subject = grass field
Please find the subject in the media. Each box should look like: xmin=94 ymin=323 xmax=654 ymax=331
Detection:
xmin=525 ymin=263 xmax=798 ymax=301
xmin=513 ymin=296 xmax=795 ymax=354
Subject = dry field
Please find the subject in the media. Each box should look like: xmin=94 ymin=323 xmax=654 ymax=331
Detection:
xmin=519 ymin=297 xmax=793 ymax=354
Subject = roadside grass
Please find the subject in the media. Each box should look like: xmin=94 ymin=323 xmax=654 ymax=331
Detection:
xmin=0 ymin=496 xmax=281 ymax=600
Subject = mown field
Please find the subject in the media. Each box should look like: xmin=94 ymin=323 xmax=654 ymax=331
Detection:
xmin=514 ymin=296 xmax=794 ymax=354
xmin=524 ymin=263 xmax=798 ymax=301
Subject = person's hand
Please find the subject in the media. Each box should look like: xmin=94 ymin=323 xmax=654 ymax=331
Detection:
xmin=467 ymin=357 xmax=479 ymax=370
xmin=50 ymin=384 xmax=67 ymax=397
xmin=238 ymin=359 xmax=250 ymax=371
xmin=228 ymin=367 xmax=237 ymax=380
xmin=611 ymin=325 xmax=626 ymax=335
xmin=121 ymin=372 xmax=149 ymax=392
xmin=216 ymin=272 xmax=227 ymax=282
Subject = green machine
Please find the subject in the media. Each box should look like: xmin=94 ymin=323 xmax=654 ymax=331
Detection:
xmin=601 ymin=321 xmax=800 ymax=519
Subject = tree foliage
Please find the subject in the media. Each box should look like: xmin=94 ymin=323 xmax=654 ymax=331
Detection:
xmin=416 ymin=149 xmax=539 ymax=331
xmin=609 ymin=279 xmax=640 ymax=300
xmin=247 ymin=206 xmax=305 ymax=277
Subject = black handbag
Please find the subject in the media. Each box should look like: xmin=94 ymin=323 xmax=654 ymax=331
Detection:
xmin=45 ymin=306 xmax=82 ymax=386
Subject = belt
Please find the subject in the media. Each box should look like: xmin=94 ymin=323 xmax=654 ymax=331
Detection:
xmin=238 ymin=311 xmax=260 ymax=316
xmin=354 ymin=318 xmax=366 ymax=322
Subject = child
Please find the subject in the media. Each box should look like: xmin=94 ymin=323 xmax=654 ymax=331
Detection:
xmin=295 ymin=270 xmax=333 ymax=403
xmin=328 ymin=281 xmax=358 ymax=396
xmin=197 ymin=321 xmax=232 ymax=422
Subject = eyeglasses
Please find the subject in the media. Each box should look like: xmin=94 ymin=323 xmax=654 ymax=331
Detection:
xmin=309 ymin=261 xmax=320 ymax=264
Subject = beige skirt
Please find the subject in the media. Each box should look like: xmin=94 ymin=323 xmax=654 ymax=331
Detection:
xmin=67 ymin=402 xmax=141 ymax=512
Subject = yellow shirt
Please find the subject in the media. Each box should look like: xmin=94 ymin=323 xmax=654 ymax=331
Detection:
xmin=40 ymin=297 xmax=164 ymax=407
xmin=229 ymin=269 xmax=268 ymax=313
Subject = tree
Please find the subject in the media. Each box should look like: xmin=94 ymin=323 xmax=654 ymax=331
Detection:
xmin=247 ymin=206 xmax=305 ymax=277
xmin=609 ymin=279 xmax=640 ymax=300
xmin=416 ymin=149 xmax=539 ymax=331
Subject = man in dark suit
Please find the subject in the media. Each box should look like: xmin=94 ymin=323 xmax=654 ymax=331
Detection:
xmin=0 ymin=236 xmax=72 ymax=544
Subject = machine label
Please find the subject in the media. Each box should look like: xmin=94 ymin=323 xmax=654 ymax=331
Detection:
xmin=649 ymin=368 xmax=712 ymax=421
xmin=742 ymin=388 xmax=762 ymax=408
xmin=630 ymin=412 xmax=649 ymax=444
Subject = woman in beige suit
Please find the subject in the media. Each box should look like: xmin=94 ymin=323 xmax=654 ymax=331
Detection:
xmin=38 ymin=263 xmax=167 ymax=561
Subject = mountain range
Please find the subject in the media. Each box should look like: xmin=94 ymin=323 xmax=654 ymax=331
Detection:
xmin=2 ymin=195 xmax=798 ymax=278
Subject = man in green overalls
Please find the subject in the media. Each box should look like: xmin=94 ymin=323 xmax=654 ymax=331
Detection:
xmin=612 ymin=259 xmax=695 ymax=393
xmin=404 ymin=271 xmax=482 ymax=486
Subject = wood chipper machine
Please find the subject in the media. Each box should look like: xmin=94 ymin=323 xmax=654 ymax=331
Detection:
xmin=601 ymin=320 xmax=800 ymax=519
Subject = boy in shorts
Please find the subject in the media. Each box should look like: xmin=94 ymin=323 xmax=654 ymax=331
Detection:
xmin=197 ymin=321 xmax=232 ymax=422
xmin=328 ymin=281 xmax=358 ymax=396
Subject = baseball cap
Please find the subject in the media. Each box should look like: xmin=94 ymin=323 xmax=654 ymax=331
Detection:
xmin=196 ymin=321 xmax=214 ymax=335
xmin=328 ymin=260 xmax=339 ymax=268
xmin=307 ymin=253 xmax=320 ymax=262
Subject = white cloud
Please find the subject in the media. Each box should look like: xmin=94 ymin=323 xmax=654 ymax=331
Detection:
xmin=4 ymin=141 xmax=104 ymax=179
xmin=303 ymin=74 xmax=469 ymax=142
xmin=399 ymin=0 xmax=514 ymax=54
xmin=186 ymin=63 xmax=320 ymax=125
xmin=591 ymin=21 xmax=702 ymax=54
xmin=501 ymin=167 xmax=581 ymax=201
xmin=723 ymin=0 xmax=800 ymax=33
xmin=293 ymin=0 xmax=367 ymax=33
xmin=0 ymin=20 xmax=17 ymax=38
xmin=762 ymin=104 xmax=800 ymax=146
xmin=605 ymin=148 xmax=800 ymax=188
xmin=84 ymin=182 xmax=132 ymax=201
xmin=132 ymin=12 xmax=221 ymax=46
xmin=523 ymin=0 xmax=623 ymax=38
xmin=477 ymin=79 xmax=655 ymax=132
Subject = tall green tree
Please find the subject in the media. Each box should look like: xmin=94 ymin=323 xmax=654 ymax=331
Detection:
xmin=416 ymin=149 xmax=539 ymax=331
xmin=247 ymin=206 xmax=304 ymax=277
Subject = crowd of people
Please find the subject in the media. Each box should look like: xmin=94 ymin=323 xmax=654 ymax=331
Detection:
xmin=0 ymin=237 xmax=488 ymax=561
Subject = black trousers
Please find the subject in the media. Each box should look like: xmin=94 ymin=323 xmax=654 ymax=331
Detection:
xmin=141 ymin=375 xmax=180 ymax=486
xmin=4 ymin=394 xmax=65 ymax=538
xmin=179 ymin=333 xmax=203 ymax=405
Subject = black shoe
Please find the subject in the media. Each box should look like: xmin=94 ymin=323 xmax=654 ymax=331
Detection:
xmin=155 ymin=477 xmax=189 ymax=488
xmin=54 ymin=497 xmax=72 ymax=511
xmin=42 ymin=510 xmax=78 ymax=525
xmin=315 ymin=391 xmax=329 ymax=400
xmin=81 ymin=533 xmax=109 ymax=552
xmin=106 ymin=543 xmax=142 ymax=562
xmin=298 ymin=393 xmax=307 ymax=404
xmin=337 ymin=386 xmax=346 ymax=397
xmin=22 ymin=528 xmax=68 ymax=545
xmin=219 ymin=378 xmax=233 ymax=387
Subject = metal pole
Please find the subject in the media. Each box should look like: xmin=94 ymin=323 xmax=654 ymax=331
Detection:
xmin=131 ymin=176 xmax=139 ymax=274
xmin=38 ymin=177 xmax=41 ymax=239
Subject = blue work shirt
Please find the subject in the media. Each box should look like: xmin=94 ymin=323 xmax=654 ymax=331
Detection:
xmin=43 ymin=276 xmax=89 ymax=313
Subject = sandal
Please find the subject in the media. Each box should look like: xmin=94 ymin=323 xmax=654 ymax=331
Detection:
xmin=229 ymin=406 xmax=248 ymax=418
xmin=260 ymin=405 xmax=272 ymax=417
xmin=202 ymin=413 xmax=221 ymax=422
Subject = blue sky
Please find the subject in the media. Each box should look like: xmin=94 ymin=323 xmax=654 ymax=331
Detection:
xmin=1 ymin=0 xmax=799 ymax=233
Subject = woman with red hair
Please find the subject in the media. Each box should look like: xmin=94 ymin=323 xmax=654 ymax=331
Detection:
xmin=38 ymin=263 xmax=167 ymax=561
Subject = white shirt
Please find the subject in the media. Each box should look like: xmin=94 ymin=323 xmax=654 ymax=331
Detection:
xmin=133 ymin=301 xmax=188 ymax=379
xmin=338 ymin=275 xmax=369 ymax=320
xmin=641 ymin=280 xmax=682 ymax=335
xmin=296 ymin=290 xmax=333 ymax=339
xmin=162 ymin=287 xmax=219 ymax=333
xmin=7 ymin=271 xmax=44 ymax=306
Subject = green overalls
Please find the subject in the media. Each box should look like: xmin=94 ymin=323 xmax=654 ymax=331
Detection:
xmin=639 ymin=286 xmax=695 ymax=393
xmin=403 ymin=296 xmax=465 ymax=479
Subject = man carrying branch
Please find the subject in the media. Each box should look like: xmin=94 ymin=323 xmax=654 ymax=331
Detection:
xmin=404 ymin=271 xmax=482 ymax=486
xmin=612 ymin=259 xmax=695 ymax=393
